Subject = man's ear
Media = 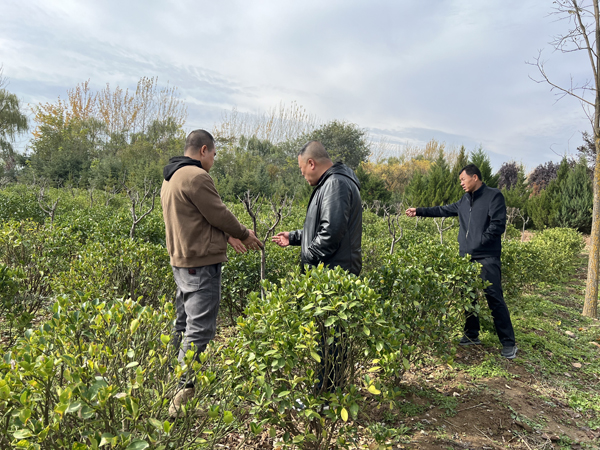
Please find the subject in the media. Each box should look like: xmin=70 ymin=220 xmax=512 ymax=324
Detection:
xmin=199 ymin=144 xmax=208 ymax=156
xmin=307 ymin=158 xmax=316 ymax=169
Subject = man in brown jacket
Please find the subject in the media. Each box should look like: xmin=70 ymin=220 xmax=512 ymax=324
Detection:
xmin=161 ymin=129 xmax=262 ymax=416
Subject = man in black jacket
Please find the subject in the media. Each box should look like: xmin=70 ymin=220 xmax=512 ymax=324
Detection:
xmin=272 ymin=140 xmax=362 ymax=390
xmin=406 ymin=164 xmax=517 ymax=359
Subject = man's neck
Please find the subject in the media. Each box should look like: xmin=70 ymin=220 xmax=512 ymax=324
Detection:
xmin=471 ymin=182 xmax=484 ymax=194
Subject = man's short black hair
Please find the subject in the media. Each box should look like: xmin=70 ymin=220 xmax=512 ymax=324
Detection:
xmin=460 ymin=164 xmax=482 ymax=181
xmin=185 ymin=129 xmax=214 ymax=155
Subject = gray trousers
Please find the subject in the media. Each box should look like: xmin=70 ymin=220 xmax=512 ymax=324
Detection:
xmin=171 ymin=263 xmax=222 ymax=367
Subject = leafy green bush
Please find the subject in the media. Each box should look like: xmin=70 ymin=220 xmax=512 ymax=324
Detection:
xmin=502 ymin=227 xmax=583 ymax=297
xmin=0 ymin=185 xmax=45 ymax=223
xmin=227 ymin=257 xmax=482 ymax=449
xmin=0 ymin=293 xmax=240 ymax=449
xmin=0 ymin=263 xmax=24 ymax=349
xmin=53 ymin=238 xmax=173 ymax=307
xmin=529 ymin=227 xmax=584 ymax=269
xmin=370 ymin=241 xmax=484 ymax=380
xmin=0 ymin=221 xmax=81 ymax=349
xmin=221 ymin=244 xmax=299 ymax=324
xmin=229 ymin=265 xmax=392 ymax=449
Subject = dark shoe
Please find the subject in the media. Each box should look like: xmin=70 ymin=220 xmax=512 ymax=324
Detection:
xmin=459 ymin=336 xmax=481 ymax=346
xmin=501 ymin=345 xmax=518 ymax=360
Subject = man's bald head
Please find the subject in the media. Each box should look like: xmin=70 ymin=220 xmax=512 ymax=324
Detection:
xmin=297 ymin=140 xmax=333 ymax=186
xmin=298 ymin=140 xmax=331 ymax=163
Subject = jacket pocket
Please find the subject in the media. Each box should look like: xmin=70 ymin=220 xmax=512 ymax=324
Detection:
xmin=207 ymin=227 xmax=227 ymax=256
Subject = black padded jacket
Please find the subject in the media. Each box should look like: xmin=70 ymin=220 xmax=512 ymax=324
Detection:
xmin=416 ymin=183 xmax=506 ymax=259
xmin=289 ymin=162 xmax=362 ymax=275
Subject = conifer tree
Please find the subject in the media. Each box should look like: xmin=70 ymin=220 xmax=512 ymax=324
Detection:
xmin=469 ymin=146 xmax=498 ymax=187
xmin=449 ymin=145 xmax=469 ymax=201
xmin=558 ymin=157 xmax=593 ymax=232
xmin=405 ymin=170 xmax=428 ymax=206
xmin=421 ymin=150 xmax=454 ymax=206
xmin=528 ymin=157 xmax=571 ymax=229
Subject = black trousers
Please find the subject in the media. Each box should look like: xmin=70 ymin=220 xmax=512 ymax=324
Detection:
xmin=465 ymin=256 xmax=515 ymax=346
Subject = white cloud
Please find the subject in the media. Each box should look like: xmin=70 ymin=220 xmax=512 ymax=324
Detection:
xmin=0 ymin=0 xmax=593 ymax=169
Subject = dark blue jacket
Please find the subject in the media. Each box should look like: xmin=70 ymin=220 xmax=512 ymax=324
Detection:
xmin=416 ymin=184 xmax=506 ymax=259
xmin=289 ymin=162 xmax=362 ymax=275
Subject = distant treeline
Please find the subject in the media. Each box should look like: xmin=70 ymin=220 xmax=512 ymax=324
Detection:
xmin=0 ymin=76 xmax=594 ymax=232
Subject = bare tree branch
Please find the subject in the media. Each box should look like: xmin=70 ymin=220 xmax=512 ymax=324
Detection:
xmin=433 ymin=217 xmax=455 ymax=245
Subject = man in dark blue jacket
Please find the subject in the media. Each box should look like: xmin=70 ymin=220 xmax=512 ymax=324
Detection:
xmin=272 ymin=140 xmax=362 ymax=391
xmin=406 ymin=164 xmax=517 ymax=359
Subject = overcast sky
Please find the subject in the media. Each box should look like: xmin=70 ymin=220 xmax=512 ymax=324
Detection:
xmin=0 ymin=0 xmax=595 ymax=171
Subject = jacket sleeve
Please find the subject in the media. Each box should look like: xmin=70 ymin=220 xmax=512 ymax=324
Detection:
xmin=188 ymin=172 xmax=250 ymax=240
xmin=288 ymin=230 xmax=302 ymax=246
xmin=482 ymin=191 xmax=506 ymax=245
xmin=304 ymin=179 xmax=353 ymax=265
xmin=416 ymin=199 xmax=460 ymax=217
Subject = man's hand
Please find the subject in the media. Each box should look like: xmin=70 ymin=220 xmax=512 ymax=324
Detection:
xmin=227 ymin=236 xmax=247 ymax=254
xmin=271 ymin=231 xmax=290 ymax=247
xmin=242 ymin=230 xmax=264 ymax=251
xmin=405 ymin=208 xmax=417 ymax=217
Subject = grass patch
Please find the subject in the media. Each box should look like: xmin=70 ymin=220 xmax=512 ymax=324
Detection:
xmin=460 ymin=354 xmax=515 ymax=380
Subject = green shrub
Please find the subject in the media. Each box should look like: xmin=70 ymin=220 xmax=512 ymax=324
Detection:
xmin=530 ymin=227 xmax=584 ymax=265
xmin=502 ymin=228 xmax=583 ymax=297
xmin=229 ymin=265 xmax=393 ymax=449
xmin=227 ymin=257 xmax=483 ymax=449
xmin=0 ymin=221 xmax=81 ymax=349
xmin=370 ymin=241 xmax=484 ymax=378
xmin=52 ymin=238 xmax=173 ymax=307
xmin=0 ymin=263 xmax=24 ymax=349
xmin=0 ymin=185 xmax=45 ymax=224
xmin=221 ymin=244 xmax=299 ymax=324
xmin=0 ymin=293 xmax=240 ymax=449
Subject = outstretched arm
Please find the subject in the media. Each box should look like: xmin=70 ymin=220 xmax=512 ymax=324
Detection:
xmin=408 ymin=199 xmax=462 ymax=218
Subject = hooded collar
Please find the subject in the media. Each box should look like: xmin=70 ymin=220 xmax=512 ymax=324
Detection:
xmin=315 ymin=162 xmax=361 ymax=191
xmin=163 ymin=156 xmax=203 ymax=181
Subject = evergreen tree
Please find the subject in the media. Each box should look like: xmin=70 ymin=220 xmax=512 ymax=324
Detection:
xmin=528 ymin=157 xmax=571 ymax=229
xmin=469 ymin=146 xmax=498 ymax=187
xmin=405 ymin=170 xmax=428 ymax=206
xmin=501 ymin=163 xmax=529 ymax=210
xmin=355 ymin=165 xmax=391 ymax=204
xmin=449 ymin=145 xmax=469 ymax=202
xmin=558 ymin=157 xmax=593 ymax=232
xmin=409 ymin=150 xmax=456 ymax=206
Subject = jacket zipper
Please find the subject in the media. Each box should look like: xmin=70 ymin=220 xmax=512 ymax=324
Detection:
xmin=466 ymin=195 xmax=473 ymax=238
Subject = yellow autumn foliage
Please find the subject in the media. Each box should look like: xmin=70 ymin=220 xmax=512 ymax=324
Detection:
xmin=363 ymin=139 xmax=457 ymax=194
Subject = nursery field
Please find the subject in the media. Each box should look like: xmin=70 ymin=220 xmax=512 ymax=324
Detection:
xmin=0 ymin=184 xmax=598 ymax=450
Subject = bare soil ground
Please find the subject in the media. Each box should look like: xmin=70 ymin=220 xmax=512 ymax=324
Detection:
xmin=394 ymin=350 xmax=598 ymax=449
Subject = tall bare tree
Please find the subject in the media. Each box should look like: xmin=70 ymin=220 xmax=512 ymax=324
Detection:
xmin=530 ymin=0 xmax=599 ymax=317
